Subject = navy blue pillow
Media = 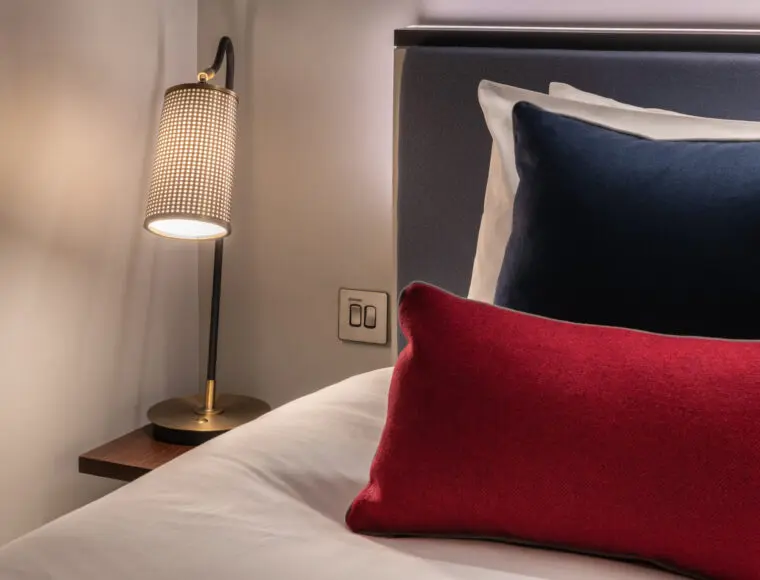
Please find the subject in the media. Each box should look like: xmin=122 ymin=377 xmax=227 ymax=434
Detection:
xmin=495 ymin=102 xmax=760 ymax=338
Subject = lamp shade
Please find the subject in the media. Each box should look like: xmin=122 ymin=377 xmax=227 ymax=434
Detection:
xmin=144 ymin=83 xmax=238 ymax=240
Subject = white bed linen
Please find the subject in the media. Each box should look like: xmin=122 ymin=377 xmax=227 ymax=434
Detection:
xmin=0 ymin=368 xmax=678 ymax=580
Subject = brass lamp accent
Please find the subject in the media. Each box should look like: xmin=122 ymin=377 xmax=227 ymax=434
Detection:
xmin=144 ymin=36 xmax=270 ymax=446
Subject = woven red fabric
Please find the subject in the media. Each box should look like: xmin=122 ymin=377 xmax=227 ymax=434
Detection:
xmin=346 ymin=283 xmax=760 ymax=580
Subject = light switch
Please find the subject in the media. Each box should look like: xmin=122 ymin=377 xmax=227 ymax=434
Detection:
xmin=364 ymin=306 xmax=377 ymax=329
xmin=338 ymin=289 xmax=389 ymax=345
xmin=349 ymin=304 xmax=362 ymax=327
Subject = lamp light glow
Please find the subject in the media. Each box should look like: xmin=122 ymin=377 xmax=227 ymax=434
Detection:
xmin=146 ymin=218 xmax=228 ymax=240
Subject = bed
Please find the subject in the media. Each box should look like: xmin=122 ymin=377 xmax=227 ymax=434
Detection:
xmin=0 ymin=368 xmax=678 ymax=580
xmin=3 ymin=25 xmax=760 ymax=580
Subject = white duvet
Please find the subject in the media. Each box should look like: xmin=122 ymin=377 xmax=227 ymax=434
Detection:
xmin=0 ymin=369 xmax=679 ymax=580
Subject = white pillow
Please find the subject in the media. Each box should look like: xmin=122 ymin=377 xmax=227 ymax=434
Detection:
xmin=548 ymin=82 xmax=689 ymax=115
xmin=469 ymin=80 xmax=760 ymax=304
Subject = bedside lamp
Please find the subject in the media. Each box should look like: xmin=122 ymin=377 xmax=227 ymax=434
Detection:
xmin=144 ymin=36 xmax=270 ymax=445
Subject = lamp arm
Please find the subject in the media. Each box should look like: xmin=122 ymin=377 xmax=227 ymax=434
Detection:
xmin=198 ymin=36 xmax=235 ymax=91
xmin=200 ymin=36 xmax=235 ymax=413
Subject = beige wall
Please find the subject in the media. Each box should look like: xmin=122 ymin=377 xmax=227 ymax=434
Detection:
xmin=0 ymin=0 xmax=199 ymax=545
xmin=198 ymin=0 xmax=418 ymax=407
xmin=422 ymin=0 xmax=760 ymax=22
xmin=199 ymin=0 xmax=760 ymax=408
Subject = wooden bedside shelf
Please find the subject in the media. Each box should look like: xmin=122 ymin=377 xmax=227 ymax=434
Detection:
xmin=79 ymin=426 xmax=193 ymax=482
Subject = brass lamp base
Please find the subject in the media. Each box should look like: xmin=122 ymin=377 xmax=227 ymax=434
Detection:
xmin=148 ymin=393 xmax=271 ymax=446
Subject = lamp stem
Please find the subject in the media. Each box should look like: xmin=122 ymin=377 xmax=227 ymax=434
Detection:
xmin=201 ymin=36 xmax=235 ymax=414
xmin=204 ymin=238 xmax=224 ymax=412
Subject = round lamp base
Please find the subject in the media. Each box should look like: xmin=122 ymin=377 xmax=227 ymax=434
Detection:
xmin=148 ymin=393 xmax=271 ymax=446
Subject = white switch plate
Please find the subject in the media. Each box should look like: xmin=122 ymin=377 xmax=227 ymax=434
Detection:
xmin=338 ymin=288 xmax=389 ymax=345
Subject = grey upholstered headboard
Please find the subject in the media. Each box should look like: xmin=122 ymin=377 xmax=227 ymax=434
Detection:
xmin=393 ymin=26 xmax=760 ymax=349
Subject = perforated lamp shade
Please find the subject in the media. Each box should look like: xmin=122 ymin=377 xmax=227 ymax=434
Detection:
xmin=144 ymin=83 xmax=238 ymax=240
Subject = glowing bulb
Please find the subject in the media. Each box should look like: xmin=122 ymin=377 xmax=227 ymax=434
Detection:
xmin=146 ymin=218 xmax=228 ymax=240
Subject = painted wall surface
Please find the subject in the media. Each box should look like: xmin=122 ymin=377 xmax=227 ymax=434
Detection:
xmin=197 ymin=0 xmax=418 ymax=408
xmin=198 ymin=0 xmax=760 ymax=409
xmin=0 ymin=0 xmax=199 ymax=545
xmin=422 ymin=0 xmax=760 ymax=24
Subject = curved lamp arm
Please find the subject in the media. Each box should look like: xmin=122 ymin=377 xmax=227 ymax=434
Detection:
xmin=198 ymin=36 xmax=235 ymax=91
xmin=200 ymin=36 xmax=235 ymax=411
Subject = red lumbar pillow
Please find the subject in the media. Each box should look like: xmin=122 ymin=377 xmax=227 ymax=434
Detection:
xmin=346 ymin=282 xmax=760 ymax=580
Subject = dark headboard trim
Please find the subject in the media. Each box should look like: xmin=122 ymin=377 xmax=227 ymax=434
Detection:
xmin=395 ymin=26 xmax=760 ymax=53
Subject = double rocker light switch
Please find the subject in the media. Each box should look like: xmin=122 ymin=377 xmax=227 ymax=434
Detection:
xmin=339 ymin=289 xmax=388 ymax=345
xmin=349 ymin=304 xmax=377 ymax=329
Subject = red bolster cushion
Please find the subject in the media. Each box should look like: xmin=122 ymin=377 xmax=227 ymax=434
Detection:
xmin=346 ymin=282 xmax=760 ymax=580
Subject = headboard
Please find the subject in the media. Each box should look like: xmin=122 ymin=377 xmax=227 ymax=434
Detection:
xmin=393 ymin=26 xmax=760 ymax=349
